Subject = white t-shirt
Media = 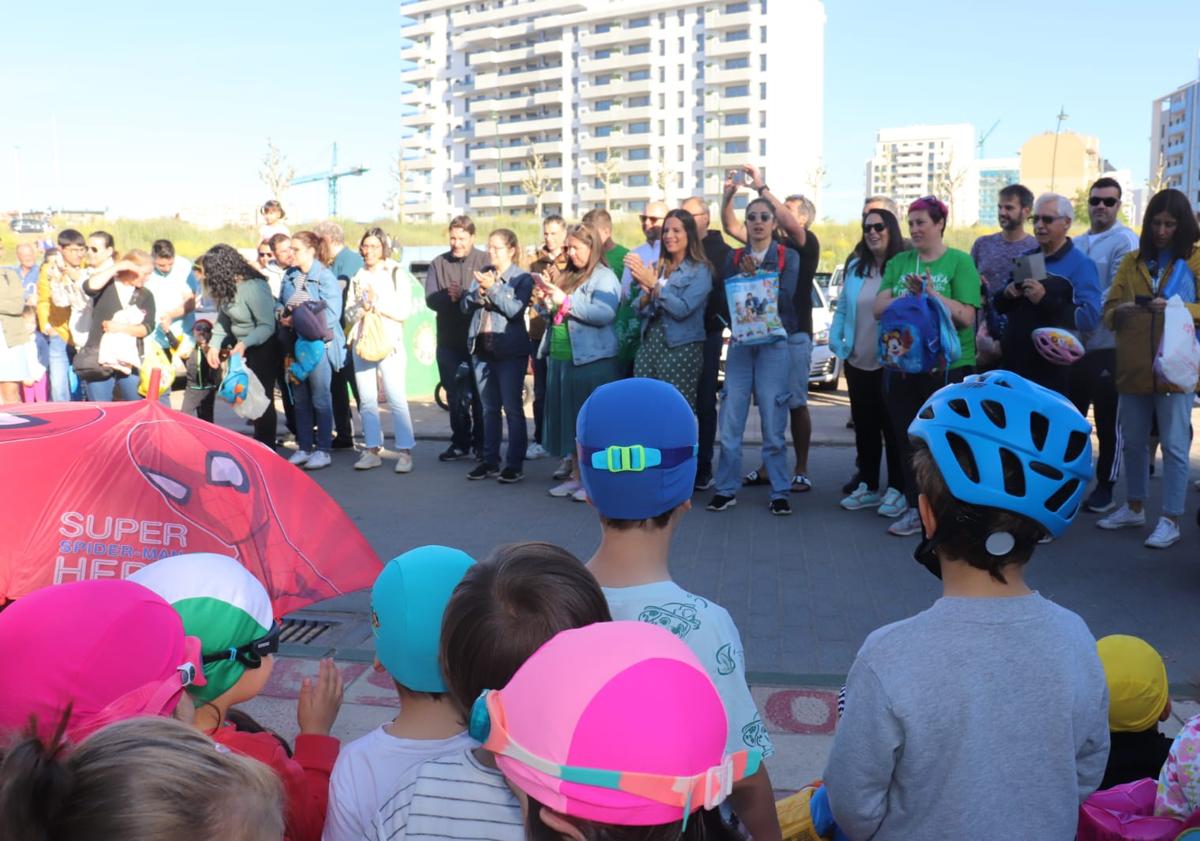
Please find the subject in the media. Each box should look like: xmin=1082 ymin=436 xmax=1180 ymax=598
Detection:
xmin=323 ymin=726 xmax=475 ymax=841
xmin=143 ymin=258 xmax=194 ymax=334
xmin=372 ymin=749 xmax=524 ymax=841
xmin=603 ymin=581 xmax=774 ymax=759
xmin=620 ymin=241 xmax=662 ymax=300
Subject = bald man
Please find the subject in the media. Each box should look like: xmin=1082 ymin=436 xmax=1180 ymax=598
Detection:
xmin=620 ymin=199 xmax=669 ymax=300
xmin=681 ymin=197 xmax=733 ymax=489
xmin=14 ymin=243 xmax=38 ymax=302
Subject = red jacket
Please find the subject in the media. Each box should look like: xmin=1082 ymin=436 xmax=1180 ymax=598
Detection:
xmin=212 ymin=725 xmax=340 ymax=841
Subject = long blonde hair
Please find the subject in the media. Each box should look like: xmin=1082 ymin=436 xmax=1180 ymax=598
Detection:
xmin=0 ymin=716 xmax=284 ymax=841
xmin=559 ymin=223 xmax=606 ymax=294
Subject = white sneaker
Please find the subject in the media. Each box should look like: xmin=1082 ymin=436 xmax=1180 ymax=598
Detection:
xmin=887 ymin=508 xmax=923 ymax=537
xmin=840 ymin=483 xmax=882 ymax=511
xmin=394 ymin=451 xmax=413 ymax=473
xmin=526 ymin=442 xmax=548 ymax=460
xmin=354 ymin=450 xmax=382 ymax=470
xmin=304 ymin=450 xmax=332 ymax=470
xmin=1144 ymin=517 xmax=1181 ymax=549
xmin=549 ymin=479 xmax=581 ymax=498
xmin=288 ymin=450 xmax=310 ymax=466
xmin=1097 ymin=504 xmax=1146 ymax=530
xmin=553 ymin=457 xmax=574 ymax=480
xmin=876 ymin=488 xmax=907 ymax=518
xmin=572 ymin=486 xmax=588 ymax=503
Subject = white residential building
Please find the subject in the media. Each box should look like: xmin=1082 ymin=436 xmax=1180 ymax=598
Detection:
xmin=398 ymin=0 xmax=825 ymax=221
xmin=865 ymin=123 xmax=979 ymax=226
xmin=1150 ymin=57 xmax=1200 ymax=214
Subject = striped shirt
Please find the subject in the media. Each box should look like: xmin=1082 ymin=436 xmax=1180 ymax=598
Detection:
xmin=371 ymin=749 xmax=524 ymax=841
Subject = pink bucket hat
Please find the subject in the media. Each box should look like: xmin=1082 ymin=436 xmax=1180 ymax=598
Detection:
xmin=470 ymin=621 xmax=761 ymax=827
xmin=0 ymin=579 xmax=205 ymax=742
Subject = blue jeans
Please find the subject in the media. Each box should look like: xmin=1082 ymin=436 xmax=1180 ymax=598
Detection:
xmin=294 ymin=355 xmax=334 ymax=452
xmin=85 ymin=372 xmax=140 ymax=401
xmin=47 ymin=334 xmax=71 ymax=402
xmin=355 ymin=348 xmax=415 ymax=450
xmin=474 ymin=354 xmax=528 ymax=470
xmin=716 ymin=341 xmax=792 ymax=499
xmin=1119 ymin=392 xmax=1192 ymax=517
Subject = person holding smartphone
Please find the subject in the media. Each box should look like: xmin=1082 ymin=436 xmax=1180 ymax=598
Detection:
xmin=462 ymin=229 xmax=533 ymax=484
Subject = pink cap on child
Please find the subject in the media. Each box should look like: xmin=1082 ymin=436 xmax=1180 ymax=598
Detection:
xmin=490 ymin=621 xmax=740 ymax=826
xmin=0 ymin=579 xmax=204 ymax=742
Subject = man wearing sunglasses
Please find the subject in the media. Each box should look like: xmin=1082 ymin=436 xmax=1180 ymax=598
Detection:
xmin=1069 ymin=177 xmax=1140 ymax=514
xmin=620 ymin=200 xmax=669 ymax=300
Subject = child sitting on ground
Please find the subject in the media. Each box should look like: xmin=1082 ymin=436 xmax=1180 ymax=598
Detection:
xmin=1097 ymin=634 xmax=1174 ymax=790
xmin=1157 ymin=715 xmax=1200 ymax=818
xmin=131 ymin=552 xmax=343 ymax=841
xmin=481 ymin=621 xmax=758 ymax=840
xmin=823 ymin=370 xmax=1109 ymax=840
xmin=576 ymin=377 xmax=781 ymax=841
xmin=370 ymin=541 xmax=612 ymax=841
xmin=323 ymin=546 xmax=477 ymax=841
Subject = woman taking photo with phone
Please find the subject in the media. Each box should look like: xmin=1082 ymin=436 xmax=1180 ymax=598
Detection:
xmin=627 ymin=209 xmax=712 ymax=411
xmin=346 ymin=228 xmax=416 ymax=474
xmin=873 ymin=195 xmax=980 ymax=537
xmin=1097 ymin=188 xmax=1200 ymax=548
xmin=462 ymin=228 xmax=533 ymax=484
xmin=536 ymin=222 xmax=621 ymax=501
xmin=831 ymin=208 xmax=906 ymax=515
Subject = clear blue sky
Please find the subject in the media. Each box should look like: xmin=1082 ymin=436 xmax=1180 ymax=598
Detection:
xmin=4 ymin=0 xmax=1198 ymax=223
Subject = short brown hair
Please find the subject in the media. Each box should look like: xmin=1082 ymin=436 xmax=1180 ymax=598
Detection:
xmin=449 ymin=214 xmax=476 ymax=236
xmin=439 ymin=542 xmax=611 ymax=719
xmin=581 ymin=208 xmax=612 ymax=231
xmin=599 ymin=509 xmax=675 ymax=532
xmin=911 ymin=442 xmax=1042 ymax=582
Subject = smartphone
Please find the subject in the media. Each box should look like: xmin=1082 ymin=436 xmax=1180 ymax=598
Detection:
xmin=481 ymin=264 xmax=496 ymax=274
xmin=728 ymin=168 xmax=745 ymax=186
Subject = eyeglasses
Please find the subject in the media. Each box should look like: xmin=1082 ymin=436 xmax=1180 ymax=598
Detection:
xmin=257 ymin=251 xmax=272 ymax=258
xmin=1088 ymin=196 xmax=1118 ymax=207
xmin=862 ymin=223 xmax=887 ymax=234
xmin=746 ymin=212 xmax=774 ymax=223
xmin=201 ymin=621 xmax=282 ymax=669
xmin=639 ymin=215 xmax=663 ymax=223
xmin=1032 ymin=215 xmax=1064 ymax=226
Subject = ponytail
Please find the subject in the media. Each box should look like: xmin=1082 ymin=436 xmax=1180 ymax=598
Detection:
xmin=0 ymin=712 xmax=74 ymax=841
xmin=292 ymin=231 xmax=332 ymax=267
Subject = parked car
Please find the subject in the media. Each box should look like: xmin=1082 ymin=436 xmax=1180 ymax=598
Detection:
xmin=9 ymin=216 xmax=52 ymax=234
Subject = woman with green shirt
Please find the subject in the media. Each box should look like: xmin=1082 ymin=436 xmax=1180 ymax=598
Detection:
xmin=873 ymin=195 xmax=980 ymax=537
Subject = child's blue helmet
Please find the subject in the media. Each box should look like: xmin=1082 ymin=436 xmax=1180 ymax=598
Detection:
xmin=908 ymin=370 xmax=1093 ymax=539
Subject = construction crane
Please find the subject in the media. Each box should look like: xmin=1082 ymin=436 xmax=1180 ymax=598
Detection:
xmin=290 ymin=143 xmax=368 ymax=217
xmin=977 ymin=119 xmax=1000 ymax=157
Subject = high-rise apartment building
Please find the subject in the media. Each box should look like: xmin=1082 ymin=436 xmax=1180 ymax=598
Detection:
xmin=975 ymin=156 xmax=1020 ymax=226
xmin=398 ymin=0 xmax=825 ymax=221
xmin=1150 ymin=60 xmax=1200 ymax=213
xmin=864 ymin=124 xmax=978 ymax=226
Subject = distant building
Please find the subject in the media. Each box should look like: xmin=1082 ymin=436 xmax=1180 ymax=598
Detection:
xmin=397 ymin=0 xmax=827 ymax=221
xmin=1019 ymin=131 xmax=1102 ymax=203
xmin=865 ymin=123 xmax=978 ymax=225
xmin=975 ymin=157 xmax=1021 ymax=227
xmin=1150 ymin=58 xmax=1200 ymax=214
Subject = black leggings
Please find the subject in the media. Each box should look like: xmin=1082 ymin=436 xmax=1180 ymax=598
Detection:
xmin=845 ymin=363 xmax=903 ymax=493
xmin=243 ymin=337 xmax=282 ymax=449
xmin=885 ymin=367 xmax=974 ymax=506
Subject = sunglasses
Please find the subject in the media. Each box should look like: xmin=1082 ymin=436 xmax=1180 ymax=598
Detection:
xmin=862 ymin=222 xmax=887 ymax=234
xmin=639 ymin=215 xmax=663 ymax=223
xmin=1088 ymin=196 xmax=1118 ymax=207
xmin=257 ymin=251 xmax=272 ymax=258
xmin=1032 ymin=215 xmax=1064 ymax=226
xmin=201 ymin=620 xmax=282 ymax=669
xmin=87 ymin=246 xmax=103 ymax=253
xmin=746 ymin=212 xmax=774 ymax=223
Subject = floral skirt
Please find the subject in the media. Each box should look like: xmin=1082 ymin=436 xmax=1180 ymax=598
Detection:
xmin=633 ymin=320 xmax=703 ymax=411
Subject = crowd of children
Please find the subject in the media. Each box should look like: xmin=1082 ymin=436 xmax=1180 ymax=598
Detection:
xmin=1 ymin=373 xmax=1199 ymax=841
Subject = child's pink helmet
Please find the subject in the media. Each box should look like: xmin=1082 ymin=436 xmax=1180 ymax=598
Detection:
xmin=470 ymin=621 xmax=761 ymax=827
xmin=1032 ymin=327 xmax=1085 ymax=365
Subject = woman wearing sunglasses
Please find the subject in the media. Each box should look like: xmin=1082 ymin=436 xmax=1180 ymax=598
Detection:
xmin=86 ymin=230 xmax=117 ymax=271
xmin=132 ymin=552 xmax=345 ymax=841
xmin=831 ymin=209 xmax=906 ymax=515
xmin=873 ymin=195 xmax=980 ymax=537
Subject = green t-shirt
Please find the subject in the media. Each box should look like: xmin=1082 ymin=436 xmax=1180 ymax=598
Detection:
xmin=605 ymin=243 xmax=630 ymax=276
xmin=881 ymin=248 xmax=981 ymax=369
xmin=549 ymin=322 xmax=573 ymax=361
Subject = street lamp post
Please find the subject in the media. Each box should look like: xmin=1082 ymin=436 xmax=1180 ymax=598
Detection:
xmin=1050 ymin=105 xmax=1068 ymax=193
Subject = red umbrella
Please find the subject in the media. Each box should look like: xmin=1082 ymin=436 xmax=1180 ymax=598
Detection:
xmin=0 ymin=393 xmax=381 ymax=616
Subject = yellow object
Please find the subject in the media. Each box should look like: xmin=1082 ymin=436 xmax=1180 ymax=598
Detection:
xmin=777 ymin=784 xmax=831 ymax=841
xmin=1097 ymin=634 xmax=1169 ymax=733
xmin=353 ymin=311 xmax=394 ymax=362
xmin=138 ymin=342 xmax=175 ymax=398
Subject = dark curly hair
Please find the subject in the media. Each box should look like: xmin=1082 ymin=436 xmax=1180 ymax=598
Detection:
xmin=201 ymin=244 xmax=266 ymax=306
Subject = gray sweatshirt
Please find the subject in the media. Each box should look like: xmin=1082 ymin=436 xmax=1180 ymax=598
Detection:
xmin=1075 ymin=224 xmax=1140 ymax=352
xmin=823 ymin=594 xmax=1109 ymax=841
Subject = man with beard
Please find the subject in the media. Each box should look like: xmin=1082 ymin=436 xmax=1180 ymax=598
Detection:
xmin=971 ymin=184 xmax=1037 ymax=371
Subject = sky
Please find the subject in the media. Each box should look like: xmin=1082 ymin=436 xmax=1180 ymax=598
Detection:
xmin=3 ymin=0 xmax=1198 ymax=223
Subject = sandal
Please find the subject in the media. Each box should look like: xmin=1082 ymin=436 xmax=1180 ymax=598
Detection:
xmin=741 ymin=469 xmax=770 ymax=486
xmin=791 ymin=474 xmax=813 ymax=492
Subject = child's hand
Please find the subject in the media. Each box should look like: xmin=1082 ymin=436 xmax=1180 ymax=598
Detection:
xmin=297 ymin=657 xmax=344 ymax=736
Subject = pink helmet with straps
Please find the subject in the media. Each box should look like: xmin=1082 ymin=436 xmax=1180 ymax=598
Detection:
xmin=1032 ymin=327 xmax=1085 ymax=365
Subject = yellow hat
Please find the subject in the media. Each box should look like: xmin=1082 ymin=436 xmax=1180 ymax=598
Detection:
xmin=1097 ymin=635 xmax=1168 ymax=733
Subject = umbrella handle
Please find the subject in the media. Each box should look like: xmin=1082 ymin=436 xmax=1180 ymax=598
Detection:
xmin=146 ymin=368 xmax=161 ymax=401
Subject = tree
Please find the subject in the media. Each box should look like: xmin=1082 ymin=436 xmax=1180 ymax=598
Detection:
xmin=1071 ymin=187 xmax=1091 ymax=227
xmin=1148 ymin=153 xmax=1168 ymax=194
xmin=655 ymin=147 xmax=670 ymax=203
xmin=593 ymin=147 xmax=620 ymax=213
xmin=521 ymin=147 xmax=551 ymax=220
xmin=259 ymin=139 xmax=294 ymax=202
xmin=382 ymin=149 xmax=408 ymax=224
xmin=933 ymin=152 xmax=970 ymax=227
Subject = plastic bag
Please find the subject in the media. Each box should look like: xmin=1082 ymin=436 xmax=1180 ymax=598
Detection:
xmin=725 ymin=269 xmax=787 ymax=345
xmin=138 ymin=341 xmax=175 ymax=398
xmin=353 ymin=311 xmax=393 ymax=362
xmin=1153 ymin=294 xmax=1200 ymax=392
xmin=232 ymin=363 xmax=270 ymax=421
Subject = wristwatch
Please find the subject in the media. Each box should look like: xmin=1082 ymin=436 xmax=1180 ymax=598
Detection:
xmin=756 ymin=184 xmax=769 ymax=196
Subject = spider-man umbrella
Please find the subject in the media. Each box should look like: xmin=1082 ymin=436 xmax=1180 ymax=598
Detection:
xmin=0 ymin=395 xmax=382 ymax=616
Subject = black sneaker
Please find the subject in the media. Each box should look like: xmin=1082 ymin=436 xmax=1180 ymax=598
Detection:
xmin=467 ymin=463 xmax=500 ymax=480
xmin=741 ymin=468 xmax=769 ymax=486
xmin=439 ymin=445 xmax=470 ymax=462
xmin=841 ymin=473 xmax=862 ymax=495
xmin=769 ymin=498 xmax=792 ymax=516
xmin=497 ymin=468 xmax=524 ymax=484
xmin=1083 ymin=482 xmax=1115 ymax=514
xmin=707 ymin=494 xmax=737 ymax=512
xmin=694 ymin=470 xmax=715 ymax=491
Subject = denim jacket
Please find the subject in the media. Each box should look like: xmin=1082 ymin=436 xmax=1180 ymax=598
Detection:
xmin=462 ymin=264 xmax=533 ymax=359
xmin=537 ymin=264 xmax=621 ymax=365
xmin=280 ymin=261 xmax=346 ymax=370
xmin=632 ymin=258 xmax=712 ymax=347
xmin=830 ymin=256 xmax=868 ymax=360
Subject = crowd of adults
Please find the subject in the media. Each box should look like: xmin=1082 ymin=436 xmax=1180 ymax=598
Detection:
xmin=4 ymin=174 xmax=1200 ymax=547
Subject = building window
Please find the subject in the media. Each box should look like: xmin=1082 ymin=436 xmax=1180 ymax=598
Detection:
xmin=629 ymin=42 xmax=650 ymax=55
xmin=596 ymin=125 xmax=613 ymax=137
xmin=631 ymin=94 xmax=651 ymax=107
xmin=725 ymin=140 xmax=749 ymax=153
xmin=725 ymin=56 xmax=750 ymax=69
xmin=629 ymin=147 xmax=651 ymax=160
xmin=629 ymin=174 xmax=650 ymax=187
xmin=595 ymin=74 xmax=611 ymax=85
xmin=678 ymin=145 xmax=685 ymax=161
xmin=760 ymin=26 xmax=767 ymax=42
xmin=759 ymin=139 xmax=766 ymax=156
xmin=658 ymin=119 xmax=665 ymax=133
xmin=629 ymin=120 xmax=650 ymax=134
xmin=759 ymin=111 xmax=766 ymax=127
xmin=596 ymin=22 xmax=612 ymax=33
xmin=630 ymin=16 xmax=650 ymax=28
xmin=726 ymin=83 xmax=750 ymax=97
xmin=630 ymin=69 xmax=650 ymax=81
xmin=677 ymin=118 xmax=684 ymax=133
xmin=594 ymin=150 xmax=608 ymax=162
xmin=724 ymin=29 xmax=750 ymax=41
xmin=725 ymin=112 xmax=749 ymax=125
xmin=725 ymin=1 xmax=750 ymax=10
xmin=678 ymin=36 xmax=684 ymax=51
xmin=760 ymin=54 xmax=766 ymax=71
xmin=678 ymin=65 xmax=685 ymax=81
xmin=677 ymin=91 xmax=684 ymax=106
xmin=678 ymin=9 xmax=685 ymax=24
xmin=596 ymin=48 xmax=613 ymax=59
xmin=658 ymin=67 xmax=665 ymax=82
xmin=760 ymin=82 xmax=766 ymax=98
xmin=659 ymin=40 xmax=665 ymax=56
xmin=596 ymin=99 xmax=614 ymax=111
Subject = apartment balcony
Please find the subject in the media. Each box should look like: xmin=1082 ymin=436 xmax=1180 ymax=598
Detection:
xmin=579 ymin=182 xmax=661 ymax=202
xmin=706 ymin=10 xmax=754 ymax=30
xmin=468 ymin=139 xmax=562 ymax=162
xmin=579 ymin=77 xmax=653 ymax=100
xmin=453 ymin=20 xmax=536 ymax=50
xmin=399 ymin=86 xmax=429 ymax=106
xmin=473 ymin=115 xmax=564 ymax=138
xmin=703 ymin=151 xmax=753 ymax=169
xmin=474 ymin=65 xmax=564 ymax=90
xmin=580 ymin=131 xmax=656 ymax=152
xmin=401 ymin=109 xmax=437 ymax=128
xmin=705 ymin=37 xmax=753 ymax=59
xmin=704 ymin=66 xmax=753 ymax=87
xmin=470 ymin=40 xmax=564 ymax=70
xmin=403 ymin=155 xmax=440 ymax=171
xmin=469 ymin=192 xmax=572 ymax=211
xmin=580 ymin=105 xmax=653 ymax=126
xmin=580 ymin=27 xmax=652 ymax=49
xmin=400 ymin=41 xmax=430 ymax=63
xmin=450 ymin=0 xmax=583 ymax=29
xmin=469 ymin=89 xmax=561 ymax=116
xmin=712 ymin=91 xmax=752 ymax=110
xmin=406 ymin=62 xmax=439 ymax=83
xmin=475 ymin=166 xmax=565 ymax=186
xmin=580 ymin=52 xmax=652 ymax=75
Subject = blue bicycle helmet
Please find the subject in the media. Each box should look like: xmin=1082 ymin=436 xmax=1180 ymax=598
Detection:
xmin=908 ymin=370 xmax=1093 ymax=538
